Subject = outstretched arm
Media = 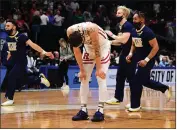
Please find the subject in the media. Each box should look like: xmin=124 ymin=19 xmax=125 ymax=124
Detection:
xmin=26 ymin=39 xmax=54 ymax=59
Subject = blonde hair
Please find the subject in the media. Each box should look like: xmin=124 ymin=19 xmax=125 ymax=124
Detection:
xmin=117 ymin=6 xmax=130 ymax=19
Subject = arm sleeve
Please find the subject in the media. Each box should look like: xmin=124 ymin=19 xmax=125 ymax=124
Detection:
xmin=146 ymin=29 xmax=156 ymax=41
xmin=123 ymin=23 xmax=134 ymax=33
xmin=19 ymin=34 xmax=29 ymax=45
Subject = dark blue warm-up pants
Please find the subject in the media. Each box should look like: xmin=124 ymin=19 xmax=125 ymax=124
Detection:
xmin=130 ymin=60 xmax=169 ymax=108
xmin=5 ymin=63 xmax=26 ymax=100
xmin=114 ymin=55 xmax=137 ymax=102
xmin=115 ymin=55 xmax=169 ymax=105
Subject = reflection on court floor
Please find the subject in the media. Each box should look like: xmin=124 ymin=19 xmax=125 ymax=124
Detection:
xmin=1 ymin=88 xmax=176 ymax=128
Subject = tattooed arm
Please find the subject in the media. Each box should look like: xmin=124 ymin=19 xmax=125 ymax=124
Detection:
xmin=89 ymin=24 xmax=106 ymax=79
xmin=89 ymin=24 xmax=101 ymax=70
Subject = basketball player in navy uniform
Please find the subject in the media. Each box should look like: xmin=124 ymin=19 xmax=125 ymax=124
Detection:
xmin=1 ymin=20 xmax=54 ymax=106
xmin=67 ymin=22 xmax=111 ymax=122
xmin=105 ymin=6 xmax=137 ymax=105
xmin=126 ymin=11 xmax=172 ymax=111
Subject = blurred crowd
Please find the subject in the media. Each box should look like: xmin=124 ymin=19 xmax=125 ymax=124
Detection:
xmin=0 ymin=0 xmax=176 ymax=68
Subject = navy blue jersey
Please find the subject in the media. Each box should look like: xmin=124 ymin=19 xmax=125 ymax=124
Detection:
xmin=5 ymin=32 xmax=29 ymax=66
xmin=132 ymin=26 xmax=156 ymax=60
xmin=117 ymin=21 xmax=134 ymax=56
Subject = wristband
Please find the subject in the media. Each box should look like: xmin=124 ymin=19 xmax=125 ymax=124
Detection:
xmin=42 ymin=50 xmax=47 ymax=55
xmin=144 ymin=57 xmax=150 ymax=62
xmin=129 ymin=52 xmax=133 ymax=56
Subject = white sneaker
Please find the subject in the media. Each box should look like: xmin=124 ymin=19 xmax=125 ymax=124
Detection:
xmin=105 ymin=97 xmax=120 ymax=105
xmin=40 ymin=73 xmax=50 ymax=87
xmin=128 ymin=106 xmax=141 ymax=112
xmin=61 ymin=83 xmax=66 ymax=89
xmin=1 ymin=99 xmax=14 ymax=106
xmin=125 ymin=103 xmax=130 ymax=109
xmin=128 ymin=111 xmax=142 ymax=118
xmin=165 ymin=86 xmax=172 ymax=102
xmin=61 ymin=85 xmax=70 ymax=96
xmin=64 ymin=85 xmax=70 ymax=89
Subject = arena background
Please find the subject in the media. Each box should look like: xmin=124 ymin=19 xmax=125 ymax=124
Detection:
xmin=0 ymin=0 xmax=176 ymax=128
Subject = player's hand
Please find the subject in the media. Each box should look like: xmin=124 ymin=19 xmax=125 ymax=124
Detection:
xmin=7 ymin=51 xmax=11 ymax=60
xmin=105 ymin=30 xmax=113 ymax=37
xmin=126 ymin=55 xmax=132 ymax=63
xmin=96 ymin=69 xmax=106 ymax=79
xmin=138 ymin=60 xmax=147 ymax=67
xmin=78 ymin=70 xmax=86 ymax=81
xmin=45 ymin=52 xmax=54 ymax=59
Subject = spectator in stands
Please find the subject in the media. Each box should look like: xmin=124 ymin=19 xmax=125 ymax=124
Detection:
xmin=74 ymin=10 xmax=85 ymax=24
xmin=58 ymin=38 xmax=73 ymax=89
xmin=83 ymin=7 xmax=93 ymax=22
xmin=166 ymin=22 xmax=174 ymax=39
xmin=70 ymin=0 xmax=79 ymax=12
xmin=153 ymin=2 xmax=160 ymax=17
xmin=49 ymin=1 xmax=54 ymax=10
xmin=110 ymin=50 xmax=119 ymax=66
xmin=40 ymin=10 xmax=49 ymax=25
xmin=53 ymin=51 xmax=59 ymax=66
xmin=16 ymin=14 xmax=30 ymax=36
xmin=32 ymin=10 xmax=41 ymax=25
xmin=12 ymin=9 xmax=19 ymax=21
xmin=30 ymin=3 xmax=37 ymax=23
xmin=159 ymin=56 xmax=169 ymax=67
xmin=26 ymin=50 xmax=50 ymax=88
xmin=54 ymin=10 xmax=65 ymax=26
xmin=47 ymin=10 xmax=55 ymax=25
xmin=0 ymin=17 xmax=5 ymax=30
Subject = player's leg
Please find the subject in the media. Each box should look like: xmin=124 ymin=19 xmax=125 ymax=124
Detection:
xmin=125 ymin=58 xmax=138 ymax=109
xmin=106 ymin=55 xmax=127 ymax=104
xmin=2 ymin=64 xmax=24 ymax=106
xmin=72 ymin=51 xmax=95 ymax=121
xmin=129 ymin=61 xmax=154 ymax=111
xmin=0 ymin=66 xmax=13 ymax=92
xmin=91 ymin=50 xmax=110 ymax=122
xmin=144 ymin=80 xmax=172 ymax=101
xmin=129 ymin=66 xmax=145 ymax=111
xmin=142 ymin=60 xmax=172 ymax=101
xmin=27 ymin=73 xmax=50 ymax=87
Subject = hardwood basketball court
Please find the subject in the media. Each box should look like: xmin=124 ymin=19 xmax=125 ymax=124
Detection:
xmin=1 ymin=88 xmax=176 ymax=128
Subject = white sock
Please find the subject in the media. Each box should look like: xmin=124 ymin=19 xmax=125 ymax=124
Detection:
xmin=81 ymin=104 xmax=87 ymax=112
xmin=97 ymin=103 xmax=104 ymax=114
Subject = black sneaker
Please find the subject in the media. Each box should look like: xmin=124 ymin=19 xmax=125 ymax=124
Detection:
xmin=72 ymin=110 xmax=89 ymax=121
xmin=91 ymin=111 xmax=104 ymax=122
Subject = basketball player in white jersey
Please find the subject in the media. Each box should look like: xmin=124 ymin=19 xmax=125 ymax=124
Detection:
xmin=67 ymin=22 xmax=111 ymax=122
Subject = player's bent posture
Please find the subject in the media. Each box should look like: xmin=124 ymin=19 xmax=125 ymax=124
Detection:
xmin=126 ymin=11 xmax=172 ymax=112
xmin=67 ymin=22 xmax=111 ymax=122
xmin=1 ymin=20 xmax=54 ymax=106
